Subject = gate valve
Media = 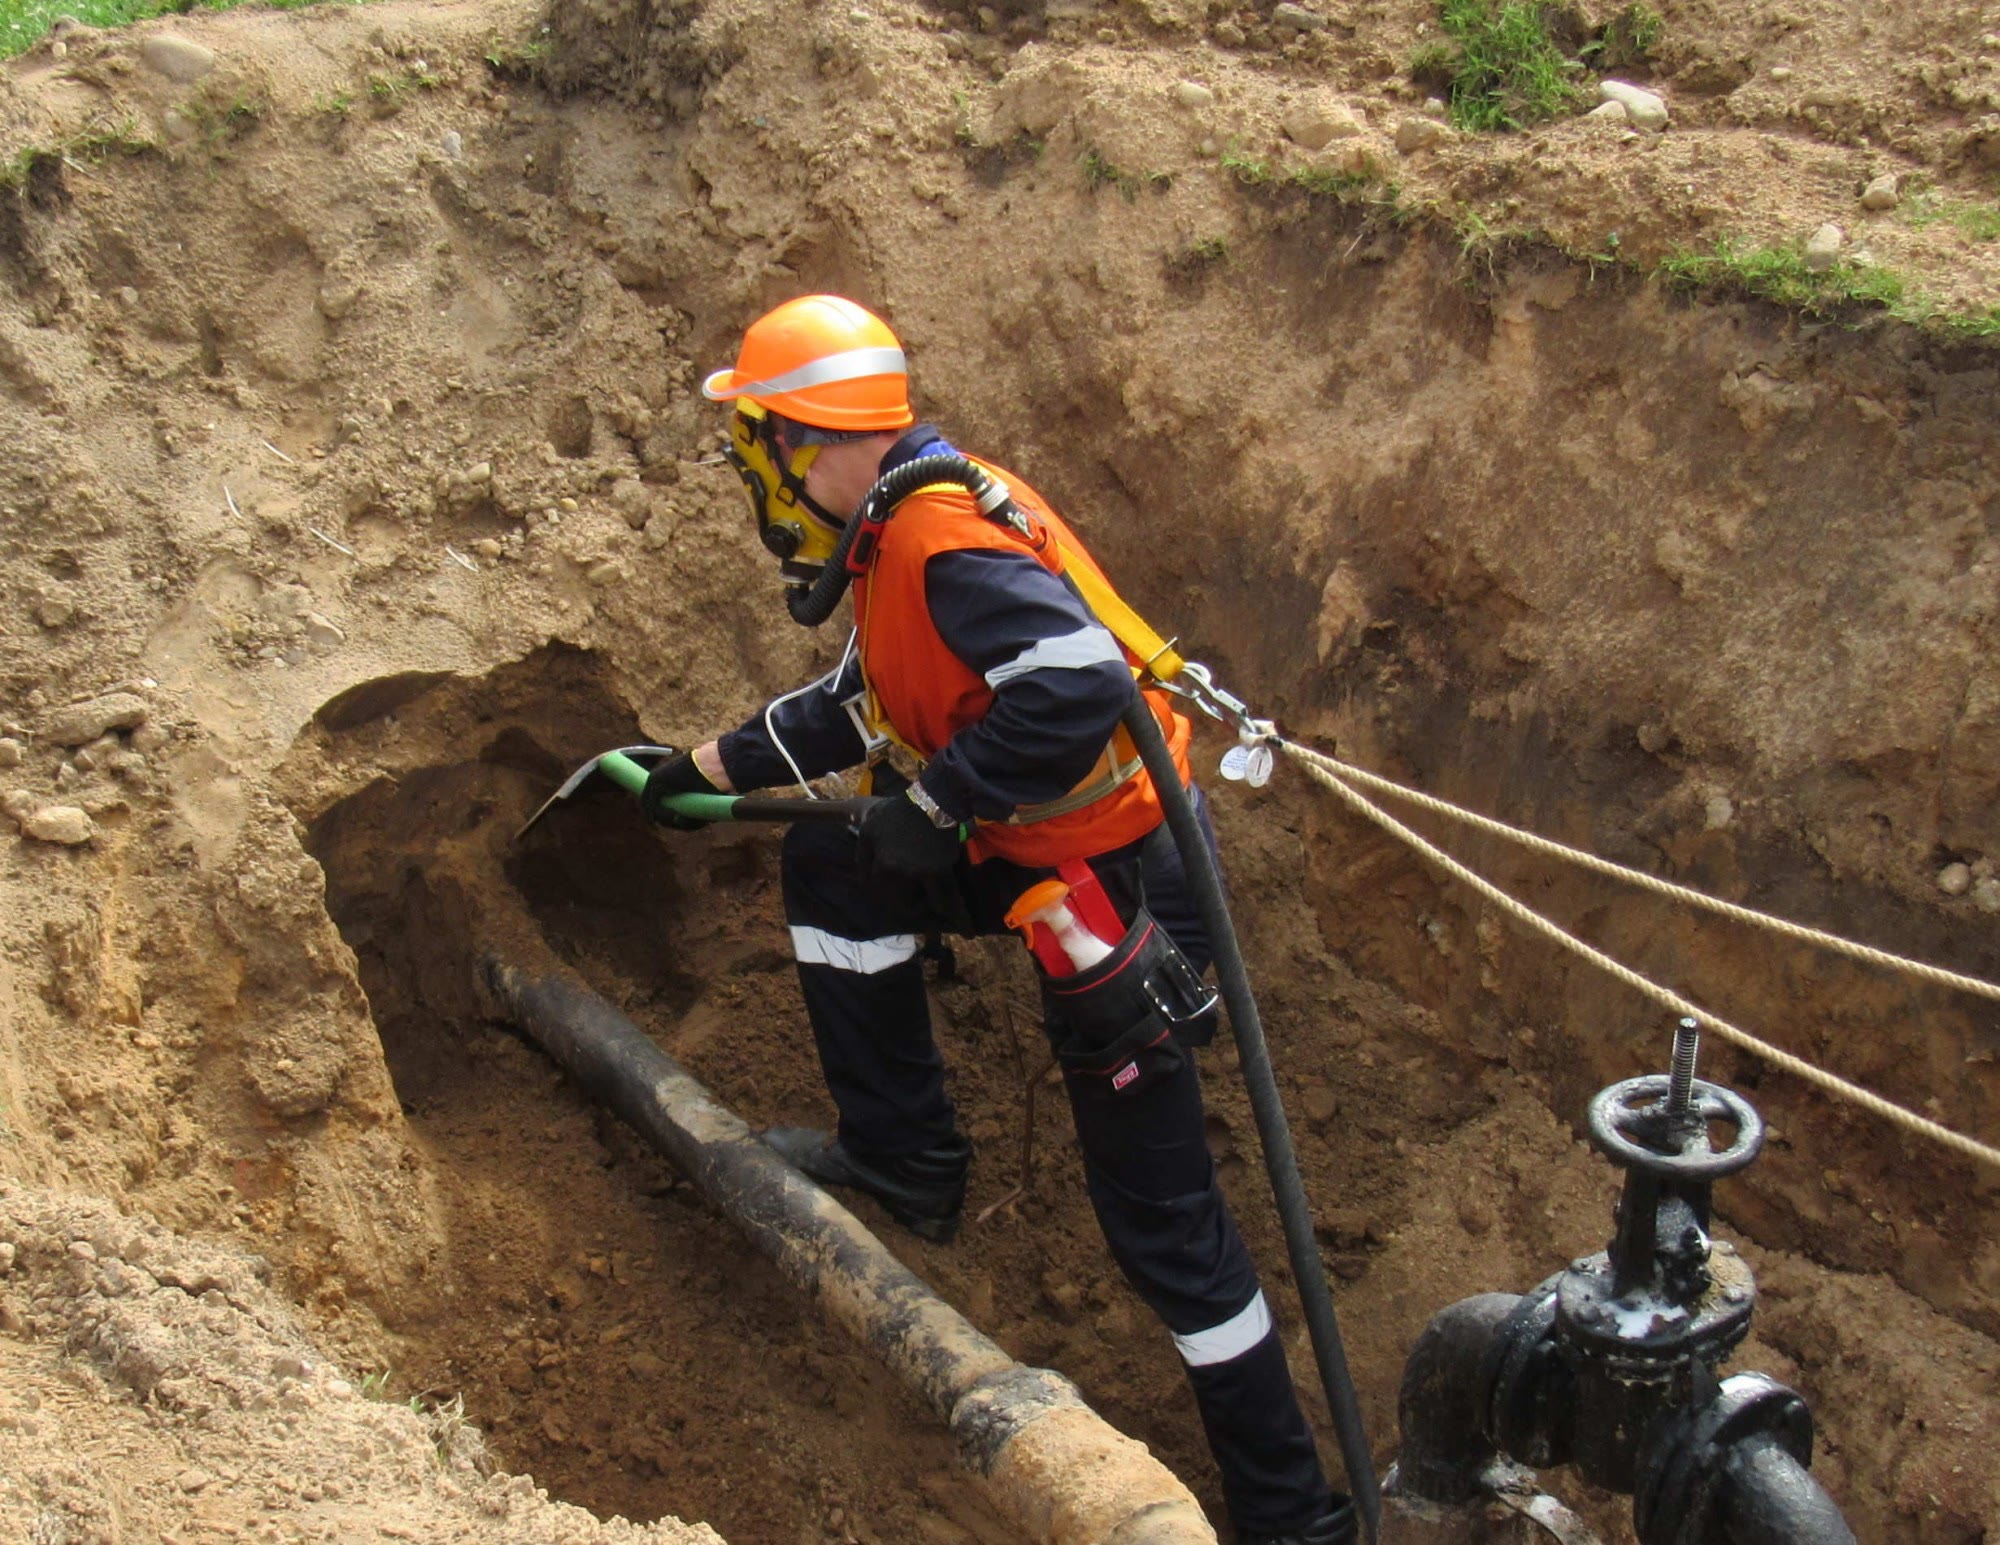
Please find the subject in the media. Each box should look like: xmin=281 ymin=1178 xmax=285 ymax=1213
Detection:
xmin=1556 ymin=1021 xmax=1765 ymax=1376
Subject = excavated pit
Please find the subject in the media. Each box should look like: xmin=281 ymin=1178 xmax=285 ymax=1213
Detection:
xmin=296 ymin=649 xmax=1024 ymax=1542
xmin=5 ymin=1 xmax=2000 ymax=1541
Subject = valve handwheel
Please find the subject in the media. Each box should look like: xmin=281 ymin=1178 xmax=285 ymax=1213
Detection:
xmin=1587 ymin=1075 xmax=1765 ymax=1181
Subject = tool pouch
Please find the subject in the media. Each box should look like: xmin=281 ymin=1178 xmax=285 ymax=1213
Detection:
xmin=1041 ymin=908 xmax=1219 ymax=1095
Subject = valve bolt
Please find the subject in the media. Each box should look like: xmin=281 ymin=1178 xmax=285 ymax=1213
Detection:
xmin=1667 ymin=1017 xmax=1701 ymax=1119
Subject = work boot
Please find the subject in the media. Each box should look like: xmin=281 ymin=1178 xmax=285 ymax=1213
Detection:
xmin=1238 ymin=1497 xmax=1358 ymax=1545
xmin=762 ymin=1127 xmax=970 ymax=1244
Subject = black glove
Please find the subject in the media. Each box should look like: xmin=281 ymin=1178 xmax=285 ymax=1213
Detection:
xmin=641 ymin=751 xmax=721 ymax=831
xmin=857 ymin=787 xmax=963 ymax=882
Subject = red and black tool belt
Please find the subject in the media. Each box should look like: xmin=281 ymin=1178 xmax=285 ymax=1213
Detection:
xmin=1040 ymin=908 xmax=1219 ymax=1095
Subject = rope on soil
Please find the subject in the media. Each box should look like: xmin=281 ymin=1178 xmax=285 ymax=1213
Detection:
xmin=1284 ymin=742 xmax=2000 ymax=1005
xmin=1279 ymin=739 xmax=2000 ymax=1173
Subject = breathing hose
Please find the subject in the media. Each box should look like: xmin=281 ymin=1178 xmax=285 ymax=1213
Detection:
xmin=786 ymin=454 xmax=1019 ymax=627
xmin=1120 ymin=695 xmax=1383 ymax=1544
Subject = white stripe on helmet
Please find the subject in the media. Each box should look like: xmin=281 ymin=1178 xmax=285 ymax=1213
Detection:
xmin=708 ymin=345 xmax=908 ymax=401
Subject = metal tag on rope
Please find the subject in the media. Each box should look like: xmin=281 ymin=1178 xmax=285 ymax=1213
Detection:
xmin=1219 ymin=735 xmax=1275 ymax=788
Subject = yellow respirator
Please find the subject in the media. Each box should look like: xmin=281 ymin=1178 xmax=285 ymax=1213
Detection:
xmin=725 ymin=401 xmax=845 ymax=581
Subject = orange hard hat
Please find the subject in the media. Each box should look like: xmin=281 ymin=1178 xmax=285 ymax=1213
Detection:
xmin=701 ymin=294 xmax=915 ymax=433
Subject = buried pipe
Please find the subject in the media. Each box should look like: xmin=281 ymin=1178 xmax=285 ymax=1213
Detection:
xmin=478 ymin=957 xmax=1215 ymax=1545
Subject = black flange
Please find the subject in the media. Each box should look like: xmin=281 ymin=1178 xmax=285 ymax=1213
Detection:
xmin=1632 ymin=1372 xmax=1846 ymax=1545
xmin=1554 ymin=1240 xmax=1756 ymax=1377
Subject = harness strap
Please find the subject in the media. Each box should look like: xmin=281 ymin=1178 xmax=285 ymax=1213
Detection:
xmin=1057 ymin=560 xmax=1186 ymax=684
xmin=1006 ymin=738 xmax=1144 ymax=825
xmin=857 ymin=478 xmax=1186 ymax=827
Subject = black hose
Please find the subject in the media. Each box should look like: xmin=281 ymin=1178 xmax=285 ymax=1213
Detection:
xmin=787 ymin=454 xmax=1013 ymax=627
xmin=1120 ymin=697 xmax=1383 ymax=1543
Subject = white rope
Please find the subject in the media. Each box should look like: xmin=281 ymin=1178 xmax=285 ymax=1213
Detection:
xmin=1283 ymin=740 xmax=2000 ymax=1006
xmin=1282 ymin=743 xmax=2000 ymax=1172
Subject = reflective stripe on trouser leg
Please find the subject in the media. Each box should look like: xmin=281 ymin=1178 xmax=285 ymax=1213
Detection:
xmin=1061 ymin=1049 xmax=1335 ymax=1537
xmin=1174 ymin=1289 xmax=1272 ymax=1366
xmin=781 ymin=820 xmax=958 ymax=1156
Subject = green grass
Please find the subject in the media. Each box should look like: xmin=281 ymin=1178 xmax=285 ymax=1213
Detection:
xmin=1163 ymin=232 xmax=1230 ymax=287
xmin=1656 ymin=237 xmax=1912 ymax=314
xmin=1220 ymin=140 xmax=1408 ymax=222
xmin=365 ymin=64 xmax=440 ymax=110
xmin=1080 ymin=147 xmax=1170 ymax=202
xmin=1648 ymin=235 xmax=2000 ymax=337
xmin=1903 ymin=190 xmax=2000 ymax=243
xmin=482 ymin=27 xmax=550 ymax=79
xmin=4 ymin=1 xmax=367 ymax=62
xmin=0 ymin=119 xmax=151 ymax=191
xmin=1415 ymin=0 xmax=1587 ymax=133
xmin=1582 ymin=4 xmax=1663 ymax=72
xmin=1655 ymin=237 xmax=1911 ymax=314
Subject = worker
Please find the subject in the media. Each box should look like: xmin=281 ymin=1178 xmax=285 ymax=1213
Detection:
xmin=643 ymin=294 xmax=1356 ymax=1545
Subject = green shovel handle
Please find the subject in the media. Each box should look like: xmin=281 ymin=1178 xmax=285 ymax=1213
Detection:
xmin=597 ymin=750 xmax=655 ymax=795
xmin=597 ymin=750 xmax=885 ymax=825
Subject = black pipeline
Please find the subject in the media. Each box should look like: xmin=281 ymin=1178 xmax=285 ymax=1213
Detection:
xmin=478 ymin=958 xmax=1216 ymax=1545
xmin=1120 ymin=697 xmax=1382 ymax=1543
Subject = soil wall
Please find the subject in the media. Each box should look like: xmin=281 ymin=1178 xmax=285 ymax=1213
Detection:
xmin=2 ymin=0 xmax=1997 ymax=1539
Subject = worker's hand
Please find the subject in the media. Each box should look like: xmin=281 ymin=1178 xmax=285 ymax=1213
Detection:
xmin=857 ymin=787 xmax=963 ymax=882
xmin=641 ymin=750 xmax=722 ymax=831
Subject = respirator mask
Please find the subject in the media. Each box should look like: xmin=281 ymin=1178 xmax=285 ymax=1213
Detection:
xmin=724 ymin=400 xmax=851 ymax=587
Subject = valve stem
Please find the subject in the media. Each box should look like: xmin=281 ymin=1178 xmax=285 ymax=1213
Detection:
xmin=1668 ymin=1017 xmax=1701 ymax=1120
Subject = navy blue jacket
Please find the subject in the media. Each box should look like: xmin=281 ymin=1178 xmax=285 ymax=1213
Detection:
xmin=716 ymin=428 xmax=1133 ymax=823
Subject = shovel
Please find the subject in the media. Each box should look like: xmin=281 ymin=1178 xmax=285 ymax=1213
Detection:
xmin=515 ymin=746 xmax=882 ymax=842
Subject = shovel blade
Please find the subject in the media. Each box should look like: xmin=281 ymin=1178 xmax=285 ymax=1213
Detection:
xmin=514 ymin=745 xmax=676 ymax=842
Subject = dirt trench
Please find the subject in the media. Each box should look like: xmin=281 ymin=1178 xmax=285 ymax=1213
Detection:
xmin=3 ymin=0 xmax=2000 ymax=1542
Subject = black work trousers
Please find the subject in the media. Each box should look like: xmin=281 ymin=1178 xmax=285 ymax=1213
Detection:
xmin=778 ymin=793 xmax=1337 ymax=1537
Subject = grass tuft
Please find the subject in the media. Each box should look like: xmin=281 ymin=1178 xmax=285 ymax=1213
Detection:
xmin=1219 ymin=140 xmax=1408 ymax=223
xmin=1416 ymin=0 xmax=1587 ymax=133
xmin=365 ymin=64 xmax=440 ymax=112
xmin=1080 ymin=147 xmax=1170 ymax=202
xmin=1655 ymin=237 xmax=1905 ymax=313
xmin=1 ymin=119 xmax=151 ymax=193
xmin=1163 ymin=232 xmax=1230 ymax=288
xmin=1582 ymin=4 xmax=1663 ymax=72
xmin=483 ymin=26 xmax=551 ymax=80
xmin=1902 ymin=189 xmax=2000 ymax=244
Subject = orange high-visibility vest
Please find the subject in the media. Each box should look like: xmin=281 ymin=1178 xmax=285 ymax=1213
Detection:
xmin=853 ymin=456 xmax=1193 ymax=867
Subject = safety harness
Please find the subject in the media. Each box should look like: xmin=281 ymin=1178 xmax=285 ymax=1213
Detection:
xmin=845 ymin=463 xmax=1192 ymax=827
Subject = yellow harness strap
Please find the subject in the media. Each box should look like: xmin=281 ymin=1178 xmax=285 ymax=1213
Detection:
xmin=856 ymin=507 xmax=1186 ymax=816
xmin=1058 ymin=558 xmax=1186 ymax=684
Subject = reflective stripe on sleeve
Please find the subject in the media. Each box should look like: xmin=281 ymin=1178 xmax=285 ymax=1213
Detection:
xmin=983 ymin=624 xmax=1125 ymax=689
xmin=789 ymin=926 xmax=921 ymax=975
xmin=1171 ymin=1290 xmax=1274 ymax=1368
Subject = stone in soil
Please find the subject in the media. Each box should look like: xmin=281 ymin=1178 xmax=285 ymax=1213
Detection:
xmin=45 ymin=693 xmax=148 ymax=747
xmin=1396 ymin=117 xmax=1447 ymax=154
xmin=1283 ymin=95 xmax=1361 ymax=150
xmin=1805 ymin=223 xmax=1845 ymax=271
xmin=1861 ymin=173 xmax=1902 ymax=210
xmin=138 ymin=35 xmax=217 ymax=84
xmin=23 ymin=806 xmax=95 ymax=845
xmin=1600 ymin=79 xmax=1669 ymax=131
